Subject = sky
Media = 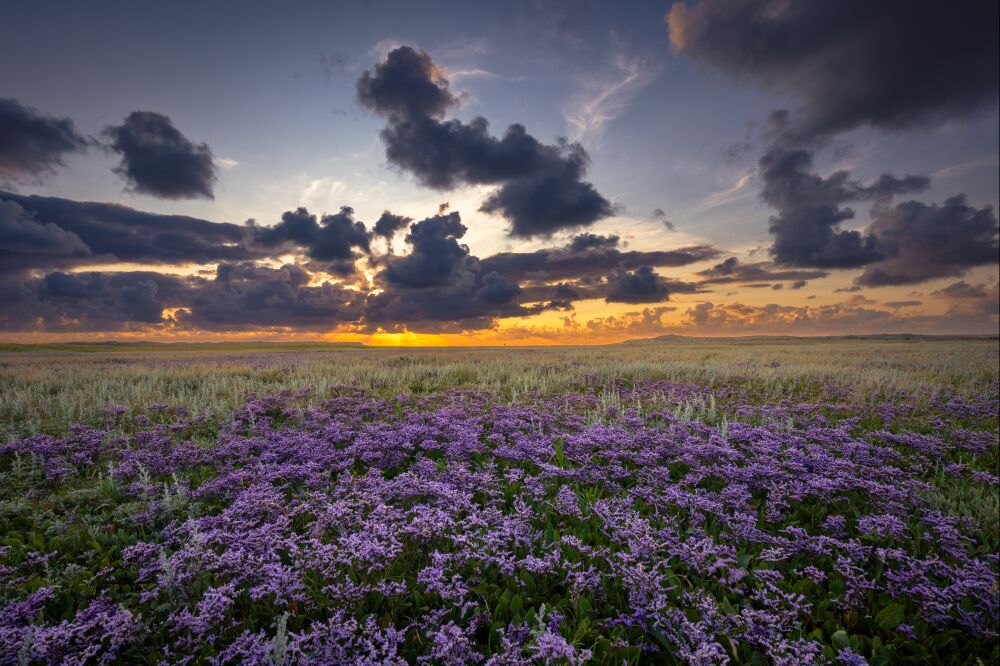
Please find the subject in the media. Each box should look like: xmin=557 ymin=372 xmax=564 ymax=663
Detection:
xmin=1 ymin=0 xmax=997 ymax=345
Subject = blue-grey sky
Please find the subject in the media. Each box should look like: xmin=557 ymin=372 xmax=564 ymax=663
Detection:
xmin=1 ymin=0 xmax=997 ymax=343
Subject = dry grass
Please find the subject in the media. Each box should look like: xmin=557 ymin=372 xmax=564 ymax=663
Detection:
xmin=1 ymin=339 xmax=996 ymax=439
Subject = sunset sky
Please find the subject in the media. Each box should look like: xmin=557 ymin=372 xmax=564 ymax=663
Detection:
xmin=1 ymin=0 xmax=998 ymax=345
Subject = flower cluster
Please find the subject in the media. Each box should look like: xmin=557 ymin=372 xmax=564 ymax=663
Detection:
xmin=1 ymin=378 xmax=997 ymax=664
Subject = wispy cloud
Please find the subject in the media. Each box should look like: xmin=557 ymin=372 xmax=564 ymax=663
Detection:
xmin=445 ymin=67 xmax=524 ymax=83
xmin=564 ymin=42 xmax=661 ymax=148
xmin=436 ymin=37 xmax=492 ymax=61
xmin=300 ymin=177 xmax=347 ymax=210
xmin=933 ymin=154 xmax=999 ymax=179
xmin=670 ymin=171 xmax=756 ymax=219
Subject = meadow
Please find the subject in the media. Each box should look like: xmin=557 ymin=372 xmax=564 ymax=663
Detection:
xmin=0 ymin=339 xmax=997 ymax=664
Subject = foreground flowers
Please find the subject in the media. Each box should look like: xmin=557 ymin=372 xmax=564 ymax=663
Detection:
xmin=1 ymin=379 xmax=997 ymax=664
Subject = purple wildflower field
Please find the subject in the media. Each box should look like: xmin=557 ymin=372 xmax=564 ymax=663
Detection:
xmin=0 ymin=347 xmax=998 ymax=664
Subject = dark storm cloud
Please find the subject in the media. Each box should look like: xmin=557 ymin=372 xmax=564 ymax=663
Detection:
xmin=696 ymin=257 xmax=828 ymax=285
xmin=477 ymin=270 xmax=523 ymax=304
xmin=477 ymin=148 xmax=614 ymax=237
xmin=357 ymin=46 xmax=458 ymax=121
xmin=669 ymin=1 xmax=999 ymax=288
xmin=0 ymin=199 xmax=720 ymax=333
xmin=0 ymin=191 xmax=255 ymax=273
xmin=758 ymin=145 xmax=997 ymax=285
xmin=604 ymin=265 xmax=671 ymax=303
xmin=117 ymin=280 xmax=165 ymax=322
xmin=0 ymin=199 xmax=90 ymax=271
xmin=481 ymin=237 xmax=720 ymax=283
xmin=104 ymin=111 xmax=217 ymax=200
xmin=177 ymin=263 xmax=362 ymax=331
xmin=365 ymin=211 xmax=555 ymax=332
xmin=357 ymin=46 xmax=613 ymax=238
xmin=545 ymin=282 xmax=581 ymax=310
xmin=857 ymin=196 xmax=999 ymax=286
xmin=371 ymin=210 xmax=413 ymax=241
xmin=381 ymin=212 xmax=471 ymax=288
xmin=249 ymin=206 xmax=370 ymax=275
xmin=760 ymin=146 xmax=929 ymax=268
xmin=0 ymin=270 xmax=185 ymax=331
xmin=667 ymin=0 xmax=999 ymax=142
xmin=567 ymin=233 xmax=619 ymax=252
xmin=520 ymin=272 xmax=702 ymax=304
xmin=0 ymin=264 xmax=363 ymax=333
xmin=0 ymin=98 xmax=90 ymax=183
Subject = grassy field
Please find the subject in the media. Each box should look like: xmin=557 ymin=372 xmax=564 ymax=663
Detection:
xmin=2 ymin=339 xmax=996 ymax=439
xmin=0 ymin=340 xmax=997 ymax=664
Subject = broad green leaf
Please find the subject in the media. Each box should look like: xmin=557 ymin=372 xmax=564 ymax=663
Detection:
xmin=874 ymin=603 xmax=906 ymax=631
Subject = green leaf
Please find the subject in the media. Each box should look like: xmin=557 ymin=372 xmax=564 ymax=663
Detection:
xmin=509 ymin=593 xmax=523 ymax=617
xmin=719 ymin=596 xmax=737 ymax=616
xmin=494 ymin=596 xmax=508 ymax=618
xmin=875 ymin=603 xmax=906 ymax=631
xmin=832 ymin=630 xmax=850 ymax=651
xmin=650 ymin=626 xmax=671 ymax=650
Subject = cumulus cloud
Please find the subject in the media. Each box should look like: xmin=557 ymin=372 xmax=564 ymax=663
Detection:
xmin=380 ymin=212 xmax=472 ymax=288
xmin=858 ymin=196 xmax=999 ymax=286
xmin=567 ymin=233 xmax=620 ymax=252
xmin=0 ymin=98 xmax=90 ymax=183
xmin=371 ymin=210 xmax=413 ymax=245
xmin=104 ymin=111 xmax=217 ymax=199
xmin=760 ymin=145 xmax=929 ymax=268
xmin=684 ymin=300 xmax=894 ymax=332
xmin=666 ymin=0 xmax=999 ymax=143
xmin=357 ymin=46 xmax=458 ymax=121
xmin=605 ymin=265 xmax=671 ymax=303
xmin=249 ymin=206 xmax=371 ymax=275
xmin=583 ymin=306 xmax=678 ymax=337
xmin=0 ymin=97 xmax=92 ymax=183
xmin=679 ymin=298 xmax=996 ymax=335
xmin=357 ymin=46 xmax=613 ymax=238
xmin=365 ymin=210 xmax=556 ymax=331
